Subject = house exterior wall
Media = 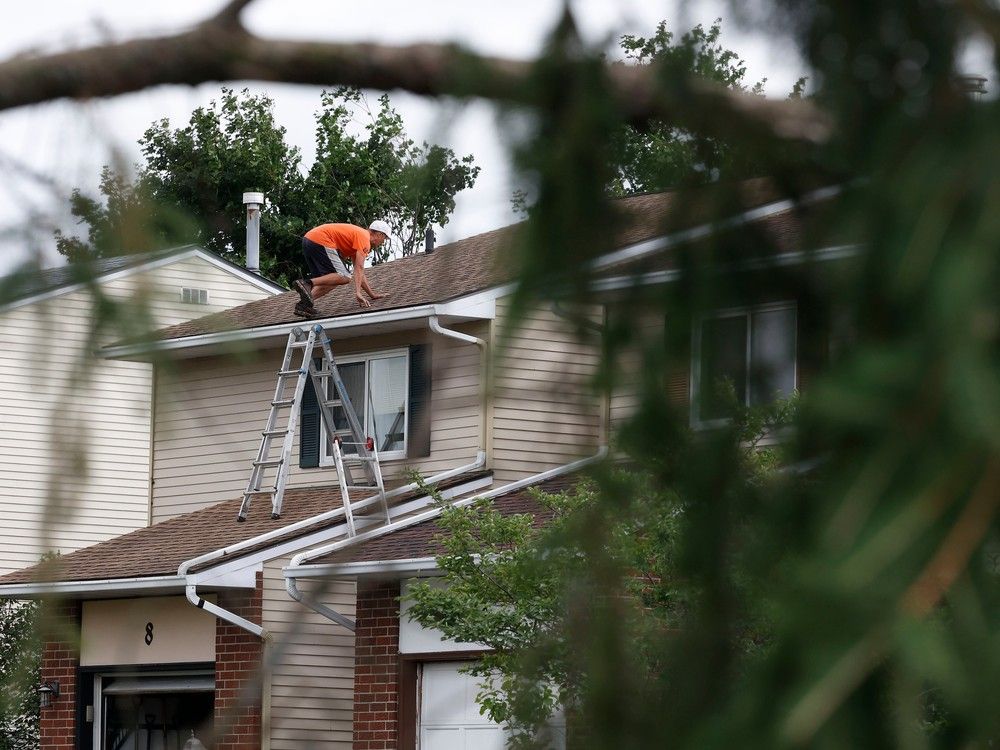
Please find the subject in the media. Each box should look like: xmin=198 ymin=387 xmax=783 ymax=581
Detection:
xmin=151 ymin=323 xmax=485 ymax=521
xmin=215 ymin=577 xmax=264 ymax=750
xmin=262 ymin=554 xmax=358 ymax=749
xmin=0 ymin=254 xmax=274 ymax=575
xmin=39 ymin=600 xmax=80 ymax=750
xmin=353 ymin=580 xmax=402 ymax=750
xmin=490 ymin=299 xmax=603 ymax=484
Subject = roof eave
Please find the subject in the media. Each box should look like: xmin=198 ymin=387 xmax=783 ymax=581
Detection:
xmin=285 ymin=556 xmax=442 ymax=581
xmin=102 ymin=286 xmax=510 ymax=361
xmin=0 ymin=574 xmax=189 ymax=600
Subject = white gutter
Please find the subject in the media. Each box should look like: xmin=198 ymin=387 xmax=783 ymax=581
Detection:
xmin=283 ymin=446 xmax=609 ymax=631
xmin=0 ymin=574 xmax=188 ymax=599
xmin=590 ymin=184 xmax=844 ymax=272
xmin=589 ymin=244 xmax=861 ymax=292
xmin=178 ymin=451 xmax=488 ymax=639
xmin=301 ymin=556 xmax=441 ymax=579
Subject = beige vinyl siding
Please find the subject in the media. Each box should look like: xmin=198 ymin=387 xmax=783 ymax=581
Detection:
xmin=152 ymin=323 xmax=486 ymax=520
xmin=263 ymin=555 xmax=356 ymax=749
xmin=0 ymin=256 xmax=274 ymax=575
xmin=105 ymin=254 xmax=274 ymax=327
xmin=490 ymin=299 xmax=602 ymax=483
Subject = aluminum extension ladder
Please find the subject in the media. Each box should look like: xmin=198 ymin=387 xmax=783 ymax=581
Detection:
xmin=237 ymin=324 xmax=388 ymax=528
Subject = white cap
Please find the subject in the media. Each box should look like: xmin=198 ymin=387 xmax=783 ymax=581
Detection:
xmin=368 ymin=219 xmax=392 ymax=237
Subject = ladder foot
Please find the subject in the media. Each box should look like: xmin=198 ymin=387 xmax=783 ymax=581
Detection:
xmin=271 ymin=512 xmax=281 ymax=520
xmin=236 ymin=515 xmax=246 ymax=523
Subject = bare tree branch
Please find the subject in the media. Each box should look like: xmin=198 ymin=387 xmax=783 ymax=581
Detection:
xmin=0 ymin=7 xmax=832 ymax=147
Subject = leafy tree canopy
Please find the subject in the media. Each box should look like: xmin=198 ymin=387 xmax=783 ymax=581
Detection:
xmin=608 ymin=19 xmax=798 ymax=196
xmin=56 ymin=87 xmax=480 ymax=282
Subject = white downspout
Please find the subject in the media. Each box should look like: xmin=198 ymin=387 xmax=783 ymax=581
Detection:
xmin=428 ymin=315 xmax=489 ymax=452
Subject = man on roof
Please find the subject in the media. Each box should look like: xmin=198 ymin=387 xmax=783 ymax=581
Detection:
xmin=292 ymin=220 xmax=391 ymax=317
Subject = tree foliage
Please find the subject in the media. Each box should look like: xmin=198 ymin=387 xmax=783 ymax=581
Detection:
xmin=608 ymin=20 xmax=775 ymax=195
xmin=0 ymin=600 xmax=39 ymax=750
xmin=56 ymin=87 xmax=479 ymax=282
xmin=407 ymin=396 xmax=792 ymax=747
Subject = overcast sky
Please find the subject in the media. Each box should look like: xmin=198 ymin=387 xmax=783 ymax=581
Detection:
xmin=0 ymin=0 xmax=974 ymax=276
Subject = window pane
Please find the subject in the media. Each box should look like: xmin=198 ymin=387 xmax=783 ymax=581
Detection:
xmin=749 ymin=307 xmax=796 ymax=406
xmin=699 ymin=315 xmax=748 ymax=421
xmin=327 ymin=362 xmax=366 ymax=456
xmin=368 ymin=355 xmax=407 ymax=453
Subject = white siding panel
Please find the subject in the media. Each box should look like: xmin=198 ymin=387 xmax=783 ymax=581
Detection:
xmin=152 ymin=325 xmax=486 ymax=520
xmin=0 ymin=255 xmax=275 ymax=575
xmin=263 ymin=555 xmax=356 ymax=750
xmin=490 ymin=299 xmax=601 ymax=484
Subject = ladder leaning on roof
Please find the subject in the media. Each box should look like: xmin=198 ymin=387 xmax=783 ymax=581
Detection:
xmin=237 ymin=324 xmax=388 ymax=530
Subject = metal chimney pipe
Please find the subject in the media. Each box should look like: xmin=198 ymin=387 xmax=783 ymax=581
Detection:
xmin=243 ymin=191 xmax=264 ymax=274
xmin=424 ymin=227 xmax=436 ymax=254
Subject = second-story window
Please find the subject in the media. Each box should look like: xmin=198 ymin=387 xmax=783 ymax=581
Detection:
xmin=691 ymin=302 xmax=797 ymax=425
xmin=321 ymin=349 xmax=409 ymax=461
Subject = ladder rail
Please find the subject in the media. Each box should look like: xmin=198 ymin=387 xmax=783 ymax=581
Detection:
xmin=238 ymin=323 xmax=389 ymax=529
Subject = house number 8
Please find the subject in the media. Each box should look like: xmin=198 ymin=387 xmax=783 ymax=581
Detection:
xmin=144 ymin=622 xmax=154 ymax=646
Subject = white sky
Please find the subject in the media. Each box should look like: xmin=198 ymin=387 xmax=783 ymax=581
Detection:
xmin=0 ymin=1 xmax=840 ymax=274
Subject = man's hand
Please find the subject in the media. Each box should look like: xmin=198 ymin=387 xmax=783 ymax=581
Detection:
xmin=356 ymin=293 xmax=371 ymax=308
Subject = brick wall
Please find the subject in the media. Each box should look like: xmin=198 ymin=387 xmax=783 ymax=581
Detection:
xmin=354 ymin=580 xmax=401 ymax=750
xmin=213 ymin=572 xmax=264 ymax=750
xmin=39 ymin=599 xmax=80 ymax=750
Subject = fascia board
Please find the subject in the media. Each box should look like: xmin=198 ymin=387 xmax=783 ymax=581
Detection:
xmin=591 ymin=243 xmax=861 ymax=292
xmin=285 ymin=556 xmax=441 ymax=580
xmin=102 ymin=289 xmax=505 ymax=360
xmin=590 ymin=184 xmax=844 ymax=272
xmin=0 ymin=575 xmax=189 ymax=599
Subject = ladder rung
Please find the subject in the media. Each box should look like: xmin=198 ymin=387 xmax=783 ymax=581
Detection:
xmin=271 ymin=399 xmax=295 ymax=407
xmin=342 ymin=455 xmax=376 ymax=463
xmin=278 ymin=369 xmax=305 ymax=376
xmin=262 ymin=429 xmax=288 ymax=437
xmin=243 ymin=489 xmax=272 ymax=496
xmin=289 ymin=341 xmax=310 ymax=348
xmin=253 ymin=459 xmax=284 ymax=468
xmin=323 ymin=399 xmax=343 ymax=408
xmin=344 ymin=485 xmax=379 ymax=491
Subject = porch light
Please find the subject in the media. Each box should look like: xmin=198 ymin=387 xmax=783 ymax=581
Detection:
xmin=37 ymin=681 xmax=59 ymax=708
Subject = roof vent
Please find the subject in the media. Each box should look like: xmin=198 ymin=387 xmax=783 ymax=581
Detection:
xmin=425 ymin=227 xmax=436 ymax=254
xmin=181 ymin=287 xmax=210 ymax=305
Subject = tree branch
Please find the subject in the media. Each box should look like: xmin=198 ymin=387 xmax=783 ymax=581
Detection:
xmin=0 ymin=8 xmax=832 ymax=147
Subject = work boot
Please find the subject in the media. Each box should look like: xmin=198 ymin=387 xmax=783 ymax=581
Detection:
xmin=293 ymin=301 xmax=318 ymax=319
xmin=292 ymin=278 xmax=313 ymax=305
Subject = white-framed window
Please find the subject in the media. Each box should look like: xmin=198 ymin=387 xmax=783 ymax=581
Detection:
xmin=691 ymin=302 xmax=797 ymax=426
xmin=320 ymin=348 xmax=410 ymax=463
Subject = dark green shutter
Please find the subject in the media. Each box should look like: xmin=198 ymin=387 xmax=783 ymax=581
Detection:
xmin=408 ymin=344 xmax=432 ymax=458
xmin=299 ymin=358 xmax=321 ymax=468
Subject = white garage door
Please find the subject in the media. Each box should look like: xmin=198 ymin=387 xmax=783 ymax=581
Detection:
xmin=419 ymin=661 xmax=507 ymax=750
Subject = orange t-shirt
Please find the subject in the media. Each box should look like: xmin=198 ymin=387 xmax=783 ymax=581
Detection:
xmin=304 ymin=223 xmax=371 ymax=262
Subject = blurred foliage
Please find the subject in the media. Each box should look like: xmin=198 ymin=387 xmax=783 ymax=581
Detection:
xmin=55 ymin=87 xmax=479 ymax=283
xmin=492 ymin=0 xmax=1000 ymax=747
xmin=406 ymin=397 xmax=793 ymax=747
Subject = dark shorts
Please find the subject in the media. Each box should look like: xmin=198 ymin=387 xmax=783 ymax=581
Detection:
xmin=302 ymin=236 xmax=351 ymax=279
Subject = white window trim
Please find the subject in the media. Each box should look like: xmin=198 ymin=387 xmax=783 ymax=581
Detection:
xmin=319 ymin=346 xmax=410 ymax=465
xmin=690 ymin=301 xmax=798 ymax=429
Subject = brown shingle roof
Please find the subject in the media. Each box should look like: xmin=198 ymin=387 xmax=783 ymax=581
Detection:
xmin=148 ymin=179 xmax=795 ymax=343
xmin=0 ymin=471 xmax=491 ymax=586
xmin=311 ymin=473 xmax=582 ymax=567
